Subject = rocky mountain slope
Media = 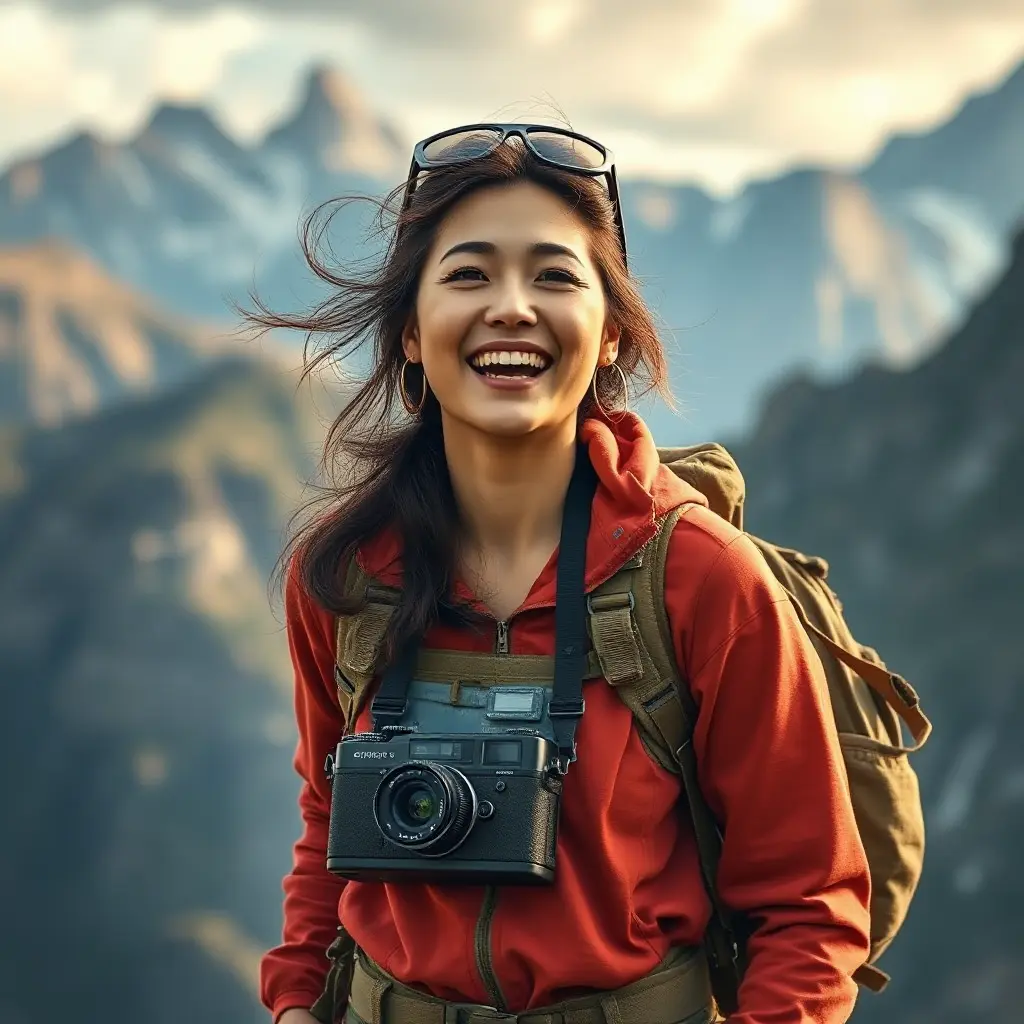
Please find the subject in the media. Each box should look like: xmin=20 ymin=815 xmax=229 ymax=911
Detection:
xmin=732 ymin=225 xmax=1024 ymax=1022
xmin=0 ymin=240 xmax=238 ymax=426
xmin=0 ymin=353 xmax=336 ymax=1023
xmin=2 ymin=60 xmax=1022 ymax=440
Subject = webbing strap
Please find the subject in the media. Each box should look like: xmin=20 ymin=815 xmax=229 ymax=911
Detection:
xmin=548 ymin=445 xmax=599 ymax=769
xmin=780 ymin=585 xmax=931 ymax=750
xmin=347 ymin=944 xmax=713 ymax=1024
xmin=586 ymin=571 xmax=643 ymax=684
xmin=370 ymin=632 xmax=419 ymax=731
xmin=588 ymin=511 xmax=692 ymax=770
xmin=413 ymin=650 xmax=602 ymax=686
xmin=308 ymin=926 xmax=356 ymax=1024
xmin=343 ymin=585 xmax=400 ymax=675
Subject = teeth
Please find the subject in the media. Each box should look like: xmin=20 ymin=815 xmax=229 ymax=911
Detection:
xmin=470 ymin=351 xmax=550 ymax=369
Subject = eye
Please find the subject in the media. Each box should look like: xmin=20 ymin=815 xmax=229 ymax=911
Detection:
xmin=538 ymin=267 xmax=586 ymax=286
xmin=439 ymin=266 xmax=487 ymax=283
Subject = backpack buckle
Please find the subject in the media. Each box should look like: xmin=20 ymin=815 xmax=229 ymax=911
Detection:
xmin=548 ymin=697 xmax=586 ymax=717
xmin=370 ymin=695 xmax=407 ymax=718
xmin=443 ymin=1004 xmax=520 ymax=1023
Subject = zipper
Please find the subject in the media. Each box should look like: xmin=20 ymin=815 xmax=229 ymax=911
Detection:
xmin=476 ymin=627 xmax=509 ymax=1005
xmin=474 ymin=886 xmax=507 ymax=1009
xmin=495 ymin=619 xmax=510 ymax=655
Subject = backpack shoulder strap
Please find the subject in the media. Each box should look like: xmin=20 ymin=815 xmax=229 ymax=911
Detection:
xmin=332 ymin=554 xmax=401 ymax=733
xmin=587 ymin=506 xmax=689 ymax=771
xmin=588 ymin=506 xmax=744 ymax=1014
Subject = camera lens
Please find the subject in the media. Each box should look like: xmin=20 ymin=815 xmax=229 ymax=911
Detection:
xmin=395 ymin=782 xmax=437 ymax=827
xmin=374 ymin=762 xmax=477 ymax=856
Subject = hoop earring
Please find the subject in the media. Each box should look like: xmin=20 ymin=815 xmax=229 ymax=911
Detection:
xmin=591 ymin=361 xmax=629 ymax=422
xmin=399 ymin=358 xmax=427 ymax=416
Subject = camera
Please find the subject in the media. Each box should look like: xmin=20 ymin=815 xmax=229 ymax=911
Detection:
xmin=324 ymin=724 xmax=564 ymax=885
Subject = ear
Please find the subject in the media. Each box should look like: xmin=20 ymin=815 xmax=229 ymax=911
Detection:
xmin=601 ymin=320 xmax=621 ymax=366
xmin=402 ymin=317 xmax=422 ymax=363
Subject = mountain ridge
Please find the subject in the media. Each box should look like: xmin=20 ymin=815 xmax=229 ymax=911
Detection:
xmin=0 ymin=239 xmax=248 ymax=426
xmin=1 ymin=59 xmax=1022 ymax=441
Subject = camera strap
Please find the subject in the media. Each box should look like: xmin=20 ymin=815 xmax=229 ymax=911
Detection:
xmin=548 ymin=443 xmax=598 ymax=772
xmin=370 ymin=444 xmax=598 ymax=776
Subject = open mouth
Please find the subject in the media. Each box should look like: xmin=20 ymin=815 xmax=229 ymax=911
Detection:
xmin=468 ymin=350 xmax=553 ymax=379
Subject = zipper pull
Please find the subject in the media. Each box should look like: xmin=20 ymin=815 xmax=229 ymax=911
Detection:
xmin=496 ymin=620 xmax=509 ymax=655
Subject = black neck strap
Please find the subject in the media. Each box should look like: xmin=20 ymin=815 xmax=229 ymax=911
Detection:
xmin=370 ymin=444 xmax=598 ymax=774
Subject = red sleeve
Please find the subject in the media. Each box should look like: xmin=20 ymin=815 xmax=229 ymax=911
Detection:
xmin=259 ymin=557 xmax=348 ymax=1022
xmin=669 ymin=524 xmax=872 ymax=1024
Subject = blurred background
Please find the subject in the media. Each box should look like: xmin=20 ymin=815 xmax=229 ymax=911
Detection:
xmin=1 ymin=2 xmax=1022 ymax=1021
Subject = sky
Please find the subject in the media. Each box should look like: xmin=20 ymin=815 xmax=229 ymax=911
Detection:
xmin=1 ymin=0 xmax=1023 ymax=194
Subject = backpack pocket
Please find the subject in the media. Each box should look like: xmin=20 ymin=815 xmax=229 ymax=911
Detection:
xmin=838 ymin=732 xmax=926 ymax=963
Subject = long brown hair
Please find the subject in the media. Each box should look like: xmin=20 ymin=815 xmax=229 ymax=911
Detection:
xmin=248 ymin=138 xmax=672 ymax=665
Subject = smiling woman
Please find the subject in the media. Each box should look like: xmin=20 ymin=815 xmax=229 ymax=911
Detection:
xmin=247 ymin=124 xmax=872 ymax=1024
xmin=244 ymin=126 xmax=669 ymax=645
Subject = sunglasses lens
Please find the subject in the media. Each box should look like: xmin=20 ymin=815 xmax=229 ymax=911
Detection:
xmin=526 ymin=131 xmax=606 ymax=169
xmin=422 ymin=129 xmax=504 ymax=163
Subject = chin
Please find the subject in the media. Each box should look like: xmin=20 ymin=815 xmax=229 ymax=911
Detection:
xmin=449 ymin=404 xmax=548 ymax=439
xmin=472 ymin=413 xmax=545 ymax=438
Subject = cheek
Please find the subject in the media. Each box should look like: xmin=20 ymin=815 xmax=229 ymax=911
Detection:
xmin=559 ymin=304 xmax=607 ymax=362
xmin=416 ymin=298 xmax=472 ymax=363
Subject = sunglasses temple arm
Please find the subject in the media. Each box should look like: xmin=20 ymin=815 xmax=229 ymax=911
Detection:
xmin=400 ymin=157 xmax=421 ymax=212
xmin=605 ymin=169 xmax=629 ymax=268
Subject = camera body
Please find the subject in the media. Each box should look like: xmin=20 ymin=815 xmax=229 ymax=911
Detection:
xmin=324 ymin=682 xmax=566 ymax=885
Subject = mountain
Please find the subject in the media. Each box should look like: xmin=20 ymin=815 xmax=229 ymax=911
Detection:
xmin=624 ymin=164 xmax=1002 ymax=441
xmin=731 ymin=225 xmax=1024 ymax=1021
xmin=628 ymin=55 xmax=1024 ymax=439
xmin=0 ymin=352 xmax=336 ymax=1024
xmin=0 ymin=240 xmax=238 ymax=426
xmin=0 ymin=58 xmax=1022 ymax=439
xmin=864 ymin=60 xmax=1024 ymax=232
xmin=0 ymin=67 xmax=400 ymax=324
xmin=263 ymin=64 xmax=406 ymax=181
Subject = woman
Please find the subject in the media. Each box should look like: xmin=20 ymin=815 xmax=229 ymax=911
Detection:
xmin=256 ymin=125 xmax=871 ymax=1024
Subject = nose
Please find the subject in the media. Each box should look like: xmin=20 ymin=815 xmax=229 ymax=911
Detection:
xmin=483 ymin=275 xmax=538 ymax=329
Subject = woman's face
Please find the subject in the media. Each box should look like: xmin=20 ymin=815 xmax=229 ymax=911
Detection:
xmin=403 ymin=180 xmax=620 ymax=440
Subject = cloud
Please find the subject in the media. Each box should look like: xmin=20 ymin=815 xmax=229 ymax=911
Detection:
xmin=3 ymin=0 xmax=1024 ymax=192
xmin=150 ymin=8 xmax=268 ymax=100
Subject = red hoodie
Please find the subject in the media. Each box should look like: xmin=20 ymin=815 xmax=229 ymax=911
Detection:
xmin=260 ymin=413 xmax=871 ymax=1023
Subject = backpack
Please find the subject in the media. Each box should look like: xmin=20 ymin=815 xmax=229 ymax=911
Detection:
xmin=329 ymin=442 xmax=931 ymax=1014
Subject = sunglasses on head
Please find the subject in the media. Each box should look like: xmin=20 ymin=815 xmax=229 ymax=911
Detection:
xmin=400 ymin=123 xmax=628 ymax=267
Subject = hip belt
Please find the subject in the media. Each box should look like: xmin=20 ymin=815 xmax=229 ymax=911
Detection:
xmin=347 ymin=944 xmax=716 ymax=1024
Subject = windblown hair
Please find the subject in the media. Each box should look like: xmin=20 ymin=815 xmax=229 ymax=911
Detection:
xmin=248 ymin=137 xmax=672 ymax=665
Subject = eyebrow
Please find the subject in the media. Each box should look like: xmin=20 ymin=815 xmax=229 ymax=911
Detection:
xmin=439 ymin=240 xmax=583 ymax=265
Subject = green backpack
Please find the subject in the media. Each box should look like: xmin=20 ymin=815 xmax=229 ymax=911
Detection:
xmin=329 ymin=443 xmax=931 ymax=1013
